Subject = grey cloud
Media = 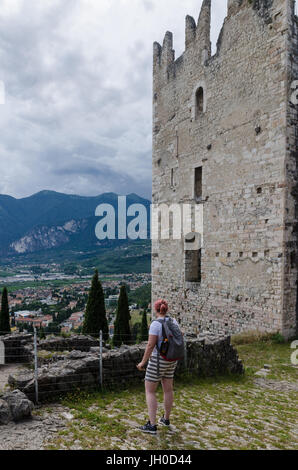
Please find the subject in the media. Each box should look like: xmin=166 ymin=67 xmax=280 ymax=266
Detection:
xmin=0 ymin=0 xmax=227 ymax=200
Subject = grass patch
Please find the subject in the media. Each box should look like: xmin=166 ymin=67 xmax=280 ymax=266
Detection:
xmin=231 ymin=330 xmax=285 ymax=345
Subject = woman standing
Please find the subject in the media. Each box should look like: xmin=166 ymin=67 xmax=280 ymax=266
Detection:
xmin=137 ymin=299 xmax=179 ymax=435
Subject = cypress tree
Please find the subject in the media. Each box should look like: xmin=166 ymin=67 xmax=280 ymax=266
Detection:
xmin=113 ymin=285 xmax=131 ymax=347
xmin=0 ymin=287 xmax=11 ymax=335
xmin=132 ymin=322 xmax=141 ymax=344
xmin=82 ymin=270 xmax=109 ymax=340
xmin=139 ymin=310 xmax=149 ymax=342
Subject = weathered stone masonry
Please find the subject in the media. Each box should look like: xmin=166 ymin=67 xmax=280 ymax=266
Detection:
xmin=152 ymin=0 xmax=298 ymax=339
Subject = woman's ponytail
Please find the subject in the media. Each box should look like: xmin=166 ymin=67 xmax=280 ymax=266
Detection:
xmin=154 ymin=299 xmax=169 ymax=315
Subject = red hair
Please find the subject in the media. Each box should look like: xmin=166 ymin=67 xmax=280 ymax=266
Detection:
xmin=154 ymin=299 xmax=168 ymax=315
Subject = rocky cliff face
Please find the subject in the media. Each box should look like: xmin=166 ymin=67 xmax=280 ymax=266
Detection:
xmin=0 ymin=191 xmax=151 ymax=259
xmin=10 ymin=219 xmax=88 ymax=254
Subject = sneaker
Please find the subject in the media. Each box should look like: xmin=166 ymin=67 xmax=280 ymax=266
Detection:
xmin=159 ymin=416 xmax=170 ymax=427
xmin=140 ymin=421 xmax=157 ymax=435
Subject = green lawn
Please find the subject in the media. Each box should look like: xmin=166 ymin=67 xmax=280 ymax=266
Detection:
xmin=43 ymin=338 xmax=298 ymax=450
xmin=0 ymin=278 xmax=87 ymax=292
xmin=0 ymin=270 xmax=16 ymax=278
xmin=130 ymin=309 xmax=151 ymax=327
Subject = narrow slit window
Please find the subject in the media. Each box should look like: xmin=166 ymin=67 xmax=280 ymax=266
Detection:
xmin=195 ymin=87 xmax=204 ymax=119
xmin=171 ymin=168 xmax=174 ymax=187
xmin=195 ymin=167 xmax=202 ymax=202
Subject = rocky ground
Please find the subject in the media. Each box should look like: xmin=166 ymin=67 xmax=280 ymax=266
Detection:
xmin=0 ymin=365 xmax=21 ymax=393
xmin=0 ymin=404 xmax=69 ymax=450
xmin=0 ymin=338 xmax=297 ymax=450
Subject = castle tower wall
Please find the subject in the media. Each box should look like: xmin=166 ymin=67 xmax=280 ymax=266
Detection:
xmin=152 ymin=0 xmax=297 ymax=338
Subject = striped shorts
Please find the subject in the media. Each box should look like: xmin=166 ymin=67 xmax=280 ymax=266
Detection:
xmin=145 ymin=355 xmax=178 ymax=383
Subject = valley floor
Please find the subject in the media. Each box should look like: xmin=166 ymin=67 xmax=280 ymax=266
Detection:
xmin=0 ymin=339 xmax=297 ymax=450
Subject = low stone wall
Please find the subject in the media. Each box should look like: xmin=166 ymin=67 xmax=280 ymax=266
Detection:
xmin=8 ymin=336 xmax=243 ymax=402
xmin=38 ymin=335 xmax=100 ymax=352
xmin=1 ymin=334 xmax=33 ymax=364
xmin=0 ymin=334 xmax=104 ymax=365
xmin=180 ymin=334 xmax=244 ymax=376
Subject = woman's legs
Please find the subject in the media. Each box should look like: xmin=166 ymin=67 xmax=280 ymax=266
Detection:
xmin=161 ymin=378 xmax=174 ymax=420
xmin=145 ymin=380 xmax=159 ymax=425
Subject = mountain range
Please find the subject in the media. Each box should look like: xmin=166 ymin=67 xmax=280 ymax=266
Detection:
xmin=0 ymin=191 xmax=151 ymax=267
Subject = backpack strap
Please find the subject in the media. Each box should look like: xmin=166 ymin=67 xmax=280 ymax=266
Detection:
xmin=155 ymin=317 xmax=168 ymax=378
xmin=156 ymin=318 xmax=167 ymax=344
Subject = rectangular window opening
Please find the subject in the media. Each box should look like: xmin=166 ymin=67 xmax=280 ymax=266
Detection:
xmin=195 ymin=167 xmax=202 ymax=202
xmin=185 ymin=248 xmax=201 ymax=283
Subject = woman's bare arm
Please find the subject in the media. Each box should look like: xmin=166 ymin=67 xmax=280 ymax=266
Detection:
xmin=137 ymin=335 xmax=158 ymax=370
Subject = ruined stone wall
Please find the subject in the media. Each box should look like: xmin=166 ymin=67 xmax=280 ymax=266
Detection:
xmin=152 ymin=0 xmax=297 ymax=338
xmin=8 ymin=337 xmax=243 ymax=402
xmin=1 ymin=334 xmax=33 ymax=364
xmin=38 ymin=335 xmax=99 ymax=352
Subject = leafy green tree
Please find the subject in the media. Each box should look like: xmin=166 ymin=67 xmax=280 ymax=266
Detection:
xmin=22 ymin=322 xmax=34 ymax=333
xmin=82 ymin=270 xmax=109 ymax=340
xmin=113 ymin=285 xmax=131 ymax=347
xmin=0 ymin=287 xmax=11 ymax=335
xmin=139 ymin=310 xmax=149 ymax=342
xmin=45 ymin=322 xmax=61 ymax=335
xmin=39 ymin=327 xmax=46 ymax=339
xmin=128 ymin=283 xmax=151 ymax=309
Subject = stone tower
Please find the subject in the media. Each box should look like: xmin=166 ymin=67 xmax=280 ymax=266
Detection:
xmin=152 ymin=0 xmax=298 ymax=339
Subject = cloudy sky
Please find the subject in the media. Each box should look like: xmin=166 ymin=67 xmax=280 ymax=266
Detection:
xmin=0 ymin=0 xmax=228 ymax=200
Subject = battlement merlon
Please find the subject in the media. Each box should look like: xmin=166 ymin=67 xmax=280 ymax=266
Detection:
xmin=196 ymin=0 xmax=211 ymax=62
xmin=153 ymin=31 xmax=175 ymax=74
xmin=185 ymin=15 xmax=196 ymax=48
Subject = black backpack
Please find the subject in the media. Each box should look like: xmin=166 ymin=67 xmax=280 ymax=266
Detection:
xmin=156 ymin=316 xmax=184 ymax=362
